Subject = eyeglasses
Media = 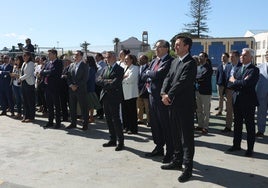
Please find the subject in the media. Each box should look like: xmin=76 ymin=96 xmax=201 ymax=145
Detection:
xmin=154 ymin=46 xmax=165 ymax=49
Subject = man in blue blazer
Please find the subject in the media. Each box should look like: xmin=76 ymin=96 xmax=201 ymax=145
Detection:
xmin=227 ymin=48 xmax=259 ymax=157
xmin=142 ymin=40 xmax=174 ymax=164
xmin=0 ymin=55 xmax=14 ymax=116
xmin=215 ymin=52 xmax=230 ymax=116
xmin=96 ymin=51 xmax=125 ymax=151
xmin=41 ymin=49 xmax=63 ymax=129
xmin=255 ymin=50 xmax=268 ymax=137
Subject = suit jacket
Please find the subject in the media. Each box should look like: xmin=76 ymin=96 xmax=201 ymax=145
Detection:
xmin=256 ymin=62 xmax=268 ymax=99
xmin=228 ymin=63 xmax=259 ymax=106
xmin=216 ymin=63 xmax=230 ymax=86
xmin=19 ymin=61 xmax=35 ymax=85
xmin=161 ymin=54 xmax=197 ymax=108
xmin=0 ymin=63 xmax=13 ymax=88
xmin=196 ymin=62 xmax=213 ymax=95
xmin=96 ymin=63 xmax=124 ymax=102
xmin=122 ymin=64 xmax=139 ymax=100
xmin=141 ymin=54 xmax=173 ymax=99
xmin=67 ymin=62 xmax=89 ymax=94
xmin=138 ymin=64 xmax=149 ymax=98
xmin=40 ymin=58 xmax=63 ymax=92
xmin=226 ymin=62 xmax=242 ymax=89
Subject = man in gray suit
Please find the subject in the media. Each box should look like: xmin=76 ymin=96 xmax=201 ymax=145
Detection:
xmin=256 ymin=50 xmax=268 ymax=137
xmin=66 ymin=50 xmax=89 ymax=131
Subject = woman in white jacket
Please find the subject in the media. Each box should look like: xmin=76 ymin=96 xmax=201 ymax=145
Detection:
xmin=19 ymin=51 xmax=36 ymax=122
xmin=122 ymin=54 xmax=139 ymax=134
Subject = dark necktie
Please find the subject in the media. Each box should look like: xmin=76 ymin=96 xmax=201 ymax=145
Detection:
xmin=106 ymin=66 xmax=112 ymax=77
xmin=241 ymin=66 xmax=246 ymax=75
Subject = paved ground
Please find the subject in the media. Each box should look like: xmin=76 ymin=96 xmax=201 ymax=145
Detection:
xmin=0 ymin=98 xmax=267 ymax=188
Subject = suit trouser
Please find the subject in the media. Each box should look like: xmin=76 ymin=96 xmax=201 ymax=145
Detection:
xmin=69 ymin=91 xmax=89 ymax=126
xmin=136 ymin=97 xmax=150 ymax=123
xmin=59 ymin=83 xmax=69 ymax=120
xmin=257 ymin=94 xmax=268 ymax=133
xmin=95 ymin=84 xmax=104 ymax=116
xmin=225 ymin=88 xmax=233 ymax=129
xmin=196 ymin=92 xmax=211 ymax=129
xmin=103 ymin=97 xmax=124 ymax=144
xmin=233 ymin=99 xmax=256 ymax=151
xmin=170 ymin=105 xmax=195 ymax=172
xmin=0 ymin=85 xmax=14 ymax=113
xmin=217 ymin=85 xmax=225 ymax=113
xmin=149 ymin=94 xmax=173 ymax=156
xmin=45 ymin=88 xmax=61 ymax=125
xmin=21 ymin=82 xmax=35 ymax=119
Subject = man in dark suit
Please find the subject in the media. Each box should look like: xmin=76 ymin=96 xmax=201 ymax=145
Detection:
xmin=142 ymin=40 xmax=174 ymax=163
xmin=160 ymin=36 xmax=197 ymax=183
xmin=41 ymin=49 xmax=63 ymax=129
xmin=227 ymin=48 xmax=259 ymax=157
xmin=66 ymin=50 xmax=89 ymax=131
xmin=94 ymin=53 xmax=107 ymax=119
xmin=137 ymin=55 xmax=150 ymax=125
xmin=96 ymin=51 xmax=124 ymax=151
xmin=222 ymin=50 xmax=242 ymax=132
xmin=0 ymin=55 xmax=14 ymax=116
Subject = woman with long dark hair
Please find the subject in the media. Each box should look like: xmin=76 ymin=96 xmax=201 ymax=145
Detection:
xmin=19 ymin=51 xmax=36 ymax=122
xmin=86 ymin=56 xmax=101 ymax=123
xmin=10 ymin=55 xmax=24 ymax=119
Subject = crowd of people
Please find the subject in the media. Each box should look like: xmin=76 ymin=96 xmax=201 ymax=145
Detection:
xmin=0 ymin=36 xmax=267 ymax=183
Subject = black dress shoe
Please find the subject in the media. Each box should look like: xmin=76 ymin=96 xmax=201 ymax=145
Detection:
xmin=162 ymin=155 xmax=172 ymax=164
xmin=178 ymin=171 xmax=192 ymax=183
xmin=161 ymin=162 xmax=183 ymax=170
xmin=115 ymin=144 xmax=124 ymax=151
xmin=54 ymin=124 xmax=61 ymax=129
xmin=0 ymin=111 xmax=7 ymax=116
xmin=145 ymin=148 xmax=164 ymax=157
xmin=62 ymin=117 xmax=69 ymax=122
xmin=244 ymin=150 xmax=253 ymax=157
xmin=103 ymin=141 xmax=116 ymax=147
xmin=65 ymin=124 xmax=76 ymax=129
xmin=227 ymin=146 xmax=241 ymax=152
xmin=195 ymin=127 xmax=203 ymax=131
xmin=82 ymin=124 xmax=88 ymax=131
xmin=255 ymin=132 xmax=264 ymax=137
xmin=221 ymin=127 xmax=232 ymax=133
xmin=44 ymin=123 xmax=54 ymax=128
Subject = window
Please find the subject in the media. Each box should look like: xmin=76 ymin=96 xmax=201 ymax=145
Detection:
xmin=256 ymin=41 xmax=261 ymax=50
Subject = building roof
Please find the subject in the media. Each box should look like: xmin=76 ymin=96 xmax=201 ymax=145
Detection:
xmin=244 ymin=30 xmax=268 ymax=37
xmin=120 ymin=37 xmax=143 ymax=47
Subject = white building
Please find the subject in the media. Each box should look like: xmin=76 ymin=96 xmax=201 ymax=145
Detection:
xmin=244 ymin=30 xmax=268 ymax=64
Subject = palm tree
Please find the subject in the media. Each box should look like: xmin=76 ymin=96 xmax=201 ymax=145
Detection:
xmin=113 ymin=37 xmax=120 ymax=56
xmin=80 ymin=41 xmax=90 ymax=56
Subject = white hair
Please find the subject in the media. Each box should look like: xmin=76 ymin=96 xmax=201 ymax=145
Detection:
xmin=242 ymin=48 xmax=255 ymax=57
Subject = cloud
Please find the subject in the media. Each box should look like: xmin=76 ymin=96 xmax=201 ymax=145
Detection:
xmin=3 ymin=33 xmax=29 ymax=40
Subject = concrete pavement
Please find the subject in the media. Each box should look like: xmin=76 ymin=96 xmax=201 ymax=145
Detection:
xmin=0 ymin=98 xmax=267 ymax=188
